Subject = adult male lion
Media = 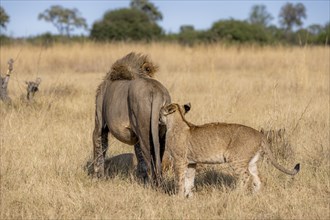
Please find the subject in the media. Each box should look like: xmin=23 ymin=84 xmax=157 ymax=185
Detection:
xmin=93 ymin=52 xmax=171 ymax=184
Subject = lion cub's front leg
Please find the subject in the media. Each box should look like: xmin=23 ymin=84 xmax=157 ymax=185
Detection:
xmin=184 ymin=164 xmax=196 ymax=198
xmin=173 ymin=159 xmax=187 ymax=198
xmin=167 ymin=133 xmax=189 ymax=197
xmin=171 ymin=146 xmax=189 ymax=198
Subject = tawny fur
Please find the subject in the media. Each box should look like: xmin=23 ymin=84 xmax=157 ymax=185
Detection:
xmin=161 ymin=129 xmax=293 ymax=176
xmin=160 ymin=103 xmax=300 ymax=198
xmin=92 ymin=52 xmax=170 ymax=185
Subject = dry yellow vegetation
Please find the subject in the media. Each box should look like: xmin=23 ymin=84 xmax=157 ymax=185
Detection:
xmin=0 ymin=42 xmax=329 ymax=219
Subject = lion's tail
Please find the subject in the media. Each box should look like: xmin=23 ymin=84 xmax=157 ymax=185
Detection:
xmin=262 ymin=138 xmax=300 ymax=175
xmin=151 ymin=94 xmax=164 ymax=184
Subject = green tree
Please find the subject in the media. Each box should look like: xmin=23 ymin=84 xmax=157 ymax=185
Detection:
xmin=180 ymin=25 xmax=194 ymax=33
xmin=279 ymin=3 xmax=307 ymax=32
xmin=315 ymin=22 xmax=330 ymax=45
xmin=248 ymin=5 xmax=273 ymax=27
xmin=210 ymin=19 xmax=271 ymax=44
xmin=178 ymin=25 xmax=198 ymax=46
xmin=38 ymin=5 xmax=87 ymax=36
xmin=90 ymin=8 xmax=162 ymax=41
xmin=130 ymin=0 xmax=162 ymax=23
xmin=0 ymin=6 xmax=9 ymax=29
xmin=307 ymin=24 xmax=323 ymax=35
xmin=294 ymin=28 xmax=313 ymax=45
xmin=267 ymin=25 xmax=286 ymax=43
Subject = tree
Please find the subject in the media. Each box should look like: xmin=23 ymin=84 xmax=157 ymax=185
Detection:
xmin=324 ymin=22 xmax=330 ymax=31
xmin=267 ymin=25 xmax=286 ymax=43
xmin=315 ymin=22 xmax=330 ymax=45
xmin=130 ymin=0 xmax=163 ymax=23
xmin=180 ymin=25 xmax=195 ymax=33
xmin=0 ymin=6 xmax=9 ymax=29
xmin=210 ymin=19 xmax=271 ymax=44
xmin=178 ymin=25 xmax=199 ymax=46
xmin=279 ymin=3 xmax=307 ymax=32
xmin=307 ymin=24 xmax=323 ymax=35
xmin=248 ymin=5 xmax=273 ymax=27
xmin=38 ymin=5 xmax=87 ymax=36
xmin=90 ymin=8 xmax=163 ymax=41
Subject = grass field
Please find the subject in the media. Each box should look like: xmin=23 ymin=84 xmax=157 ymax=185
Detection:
xmin=0 ymin=43 xmax=329 ymax=219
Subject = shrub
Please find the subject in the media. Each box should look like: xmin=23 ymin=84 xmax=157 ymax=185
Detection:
xmin=210 ymin=19 xmax=272 ymax=44
xmin=90 ymin=8 xmax=163 ymax=41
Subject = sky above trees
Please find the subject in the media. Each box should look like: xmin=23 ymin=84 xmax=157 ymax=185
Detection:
xmin=0 ymin=0 xmax=329 ymax=37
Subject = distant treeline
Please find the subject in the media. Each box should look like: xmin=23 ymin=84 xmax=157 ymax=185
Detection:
xmin=0 ymin=1 xmax=329 ymax=46
xmin=1 ymin=22 xmax=327 ymax=46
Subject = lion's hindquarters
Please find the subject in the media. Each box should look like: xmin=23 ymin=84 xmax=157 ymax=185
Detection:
xmin=128 ymin=79 xmax=170 ymax=184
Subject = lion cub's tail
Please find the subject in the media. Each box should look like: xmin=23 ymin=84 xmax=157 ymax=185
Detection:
xmin=261 ymin=139 xmax=300 ymax=175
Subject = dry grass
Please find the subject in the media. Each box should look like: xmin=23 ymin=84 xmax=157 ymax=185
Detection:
xmin=0 ymin=42 xmax=329 ymax=219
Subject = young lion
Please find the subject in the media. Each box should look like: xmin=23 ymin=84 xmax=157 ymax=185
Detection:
xmin=160 ymin=103 xmax=300 ymax=198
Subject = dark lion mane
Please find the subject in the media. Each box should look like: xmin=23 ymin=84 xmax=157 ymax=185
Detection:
xmin=106 ymin=52 xmax=158 ymax=81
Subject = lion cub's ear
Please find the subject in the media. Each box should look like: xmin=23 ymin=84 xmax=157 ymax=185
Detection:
xmin=166 ymin=104 xmax=177 ymax=114
xmin=183 ymin=103 xmax=191 ymax=114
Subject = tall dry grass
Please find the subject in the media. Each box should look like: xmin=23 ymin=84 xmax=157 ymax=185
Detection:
xmin=0 ymin=42 xmax=329 ymax=219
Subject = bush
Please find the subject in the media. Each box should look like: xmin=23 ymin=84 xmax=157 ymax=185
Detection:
xmin=315 ymin=24 xmax=330 ymax=45
xmin=0 ymin=34 xmax=12 ymax=45
xmin=177 ymin=26 xmax=208 ymax=46
xmin=90 ymin=8 xmax=163 ymax=41
xmin=24 ymin=33 xmax=88 ymax=46
xmin=210 ymin=19 xmax=272 ymax=44
xmin=316 ymin=31 xmax=330 ymax=45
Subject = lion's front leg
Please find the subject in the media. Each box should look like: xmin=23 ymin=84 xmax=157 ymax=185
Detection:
xmin=168 ymin=137 xmax=189 ymax=197
xmin=173 ymin=157 xmax=188 ymax=198
xmin=174 ymin=164 xmax=185 ymax=197
xmin=184 ymin=164 xmax=196 ymax=198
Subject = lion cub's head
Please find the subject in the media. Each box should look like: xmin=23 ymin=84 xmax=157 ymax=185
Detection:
xmin=160 ymin=103 xmax=191 ymax=125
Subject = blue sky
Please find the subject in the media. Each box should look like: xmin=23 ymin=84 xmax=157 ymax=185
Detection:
xmin=0 ymin=0 xmax=329 ymax=37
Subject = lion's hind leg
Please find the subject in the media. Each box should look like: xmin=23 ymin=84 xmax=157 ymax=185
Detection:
xmin=134 ymin=143 xmax=148 ymax=184
xmin=101 ymin=127 xmax=109 ymax=158
xmin=248 ymin=152 xmax=261 ymax=192
xmin=93 ymin=125 xmax=109 ymax=178
xmin=227 ymin=158 xmax=251 ymax=191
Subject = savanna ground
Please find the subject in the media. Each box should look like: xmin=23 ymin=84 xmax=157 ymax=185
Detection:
xmin=0 ymin=43 xmax=329 ymax=219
